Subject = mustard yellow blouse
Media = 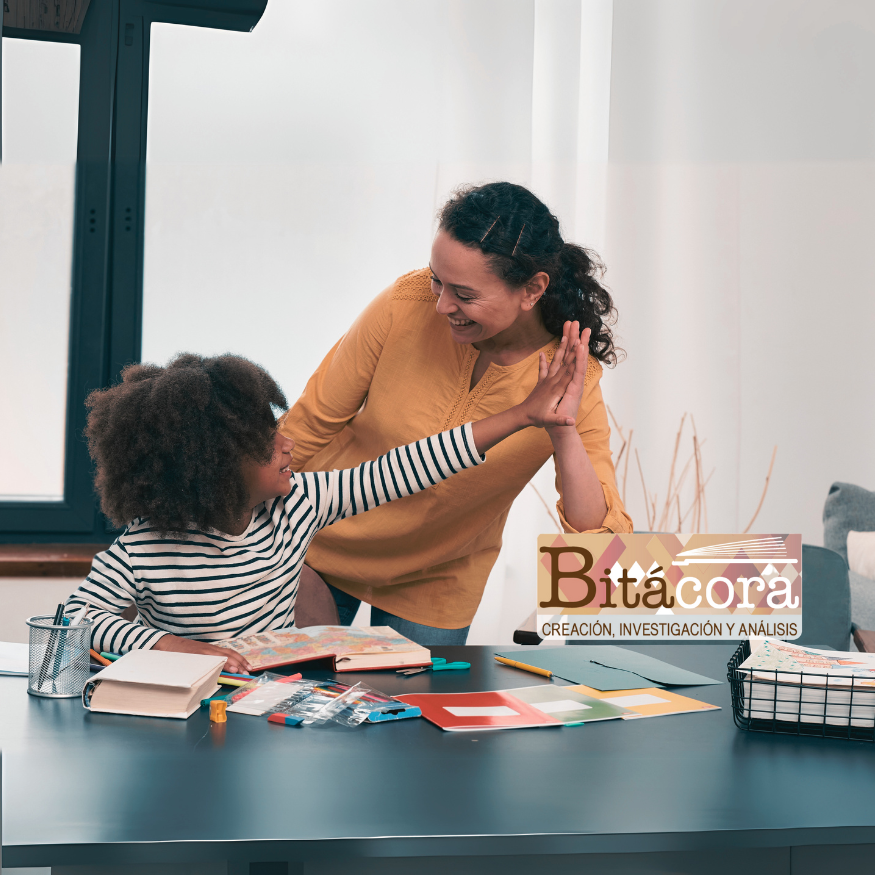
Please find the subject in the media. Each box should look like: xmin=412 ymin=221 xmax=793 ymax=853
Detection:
xmin=279 ymin=269 xmax=632 ymax=628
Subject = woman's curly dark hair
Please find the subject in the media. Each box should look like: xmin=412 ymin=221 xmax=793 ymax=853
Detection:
xmin=438 ymin=181 xmax=621 ymax=365
xmin=85 ymin=353 xmax=287 ymax=536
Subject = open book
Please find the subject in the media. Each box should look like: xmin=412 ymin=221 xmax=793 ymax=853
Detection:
xmin=216 ymin=625 xmax=430 ymax=672
xmin=82 ymin=650 xmax=225 ymax=719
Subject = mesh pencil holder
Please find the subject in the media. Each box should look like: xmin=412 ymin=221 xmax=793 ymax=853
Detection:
xmin=26 ymin=614 xmax=93 ymax=698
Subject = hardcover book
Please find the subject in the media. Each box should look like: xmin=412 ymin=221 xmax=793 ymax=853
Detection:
xmin=82 ymin=650 xmax=224 ymax=719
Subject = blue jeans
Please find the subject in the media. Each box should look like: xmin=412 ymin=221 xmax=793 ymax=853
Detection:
xmin=328 ymin=583 xmax=470 ymax=646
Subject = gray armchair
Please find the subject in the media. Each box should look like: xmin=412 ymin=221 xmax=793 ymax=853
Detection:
xmin=824 ymin=482 xmax=875 ymax=651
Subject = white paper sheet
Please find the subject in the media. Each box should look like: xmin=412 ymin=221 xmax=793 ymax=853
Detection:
xmin=0 ymin=641 xmax=29 ymax=676
xmin=444 ymin=705 xmax=519 ymax=717
xmin=603 ymin=693 xmax=670 ymax=708
xmin=531 ymin=699 xmax=593 ymax=714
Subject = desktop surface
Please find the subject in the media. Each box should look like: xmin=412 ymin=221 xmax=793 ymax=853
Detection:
xmin=3 ymin=643 xmax=875 ymax=869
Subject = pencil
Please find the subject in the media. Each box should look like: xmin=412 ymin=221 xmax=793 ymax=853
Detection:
xmin=218 ymin=676 xmax=251 ymax=687
xmin=37 ymin=604 xmax=67 ymax=691
xmin=494 ymin=656 xmax=553 ymax=678
xmin=90 ymin=649 xmax=112 ymax=666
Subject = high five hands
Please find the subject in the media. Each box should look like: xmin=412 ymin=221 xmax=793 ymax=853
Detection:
xmin=522 ymin=320 xmax=589 ymax=430
xmin=469 ymin=321 xmax=590 ymax=455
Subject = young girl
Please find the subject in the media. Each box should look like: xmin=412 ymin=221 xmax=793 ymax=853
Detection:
xmin=67 ymin=331 xmax=588 ymax=674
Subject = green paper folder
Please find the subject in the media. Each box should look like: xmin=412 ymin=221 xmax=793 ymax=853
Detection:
xmin=576 ymin=646 xmax=721 ymax=686
xmin=494 ymin=649 xmax=659 ymax=691
xmin=509 ymin=685 xmax=633 ymax=724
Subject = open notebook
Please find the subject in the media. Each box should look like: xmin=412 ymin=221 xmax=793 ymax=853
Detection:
xmin=83 ymin=650 xmax=225 ymax=719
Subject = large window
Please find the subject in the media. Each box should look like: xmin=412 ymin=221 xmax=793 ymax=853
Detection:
xmin=0 ymin=0 xmax=268 ymax=541
xmin=0 ymin=37 xmax=80 ymax=501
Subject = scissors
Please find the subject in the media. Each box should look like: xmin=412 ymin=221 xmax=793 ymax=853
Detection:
xmin=397 ymin=657 xmax=472 ymax=676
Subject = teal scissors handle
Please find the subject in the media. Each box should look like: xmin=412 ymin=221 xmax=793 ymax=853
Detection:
xmin=397 ymin=657 xmax=471 ymax=676
xmin=431 ymin=658 xmax=471 ymax=671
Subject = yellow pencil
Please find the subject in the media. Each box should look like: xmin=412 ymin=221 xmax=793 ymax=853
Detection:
xmin=217 ymin=676 xmax=250 ymax=687
xmin=494 ymin=656 xmax=553 ymax=678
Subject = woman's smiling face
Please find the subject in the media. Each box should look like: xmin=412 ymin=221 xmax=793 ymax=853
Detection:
xmin=429 ymin=229 xmax=539 ymax=345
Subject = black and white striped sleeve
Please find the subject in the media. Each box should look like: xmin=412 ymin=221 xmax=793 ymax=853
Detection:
xmin=299 ymin=422 xmax=484 ymax=530
xmin=65 ymin=538 xmax=168 ymax=655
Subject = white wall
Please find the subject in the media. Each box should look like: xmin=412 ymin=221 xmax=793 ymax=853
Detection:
xmin=0 ymin=577 xmax=82 ymax=643
xmin=600 ymin=0 xmax=875 ymax=543
xmin=142 ymin=0 xmax=536 ymax=405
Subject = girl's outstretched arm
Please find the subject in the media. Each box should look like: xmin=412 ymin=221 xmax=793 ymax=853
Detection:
xmin=300 ymin=339 xmax=583 ymax=530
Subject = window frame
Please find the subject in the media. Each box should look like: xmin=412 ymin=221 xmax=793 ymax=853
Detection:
xmin=0 ymin=0 xmax=267 ymax=543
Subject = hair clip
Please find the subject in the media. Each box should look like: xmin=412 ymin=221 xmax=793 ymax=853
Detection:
xmin=480 ymin=217 xmax=500 ymax=243
xmin=512 ymin=223 xmax=526 ymax=256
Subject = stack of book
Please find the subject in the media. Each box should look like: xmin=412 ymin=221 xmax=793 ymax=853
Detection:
xmin=736 ymin=638 xmax=875 ymax=729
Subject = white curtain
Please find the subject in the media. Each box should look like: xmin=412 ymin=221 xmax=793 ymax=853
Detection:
xmin=600 ymin=0 xmax=875 ymax=548
xmin=142 ymin=0 xmax=875 ymax=643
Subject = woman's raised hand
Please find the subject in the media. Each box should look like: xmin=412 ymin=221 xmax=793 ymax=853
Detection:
xmin=468 ymin=321 xmax=590 ymax=455
xmin=519 ymin=321 xmax=589 ymax=429
xmin=549 ymin=322 xmax=590 ymax=430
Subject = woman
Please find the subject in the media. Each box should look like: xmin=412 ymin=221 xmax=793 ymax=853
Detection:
xmin=280 ymin=182 xmax=633 ymax=644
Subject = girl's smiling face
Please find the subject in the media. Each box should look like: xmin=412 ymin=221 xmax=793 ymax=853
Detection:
xmin=429 ymin=229 xmax=549 ymax=346
xmin=241 ymin=430 xmax=295 ymax=508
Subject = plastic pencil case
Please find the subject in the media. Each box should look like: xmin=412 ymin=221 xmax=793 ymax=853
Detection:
xmin=267 ymin=700 xmax=420 ymax=726
xmin=265 ymin=680 xmax=420 ymax=727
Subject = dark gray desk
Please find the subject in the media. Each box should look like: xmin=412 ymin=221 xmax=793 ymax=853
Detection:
xmin=3 ymin=644 xmax=875 ymax=875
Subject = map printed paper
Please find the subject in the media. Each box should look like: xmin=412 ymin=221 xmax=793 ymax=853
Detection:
xmin=738 ymin=638 xmax=875 ymax=688
xmin=216 ymin=625 xmax=426 ymax=671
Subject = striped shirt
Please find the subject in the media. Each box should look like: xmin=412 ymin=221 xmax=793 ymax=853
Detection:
xmin=66 ymin=424 xmax=482 ymax=654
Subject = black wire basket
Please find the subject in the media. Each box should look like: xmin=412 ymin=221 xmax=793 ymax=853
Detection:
xmin=728 ymin=640 xmax=875 ymax=742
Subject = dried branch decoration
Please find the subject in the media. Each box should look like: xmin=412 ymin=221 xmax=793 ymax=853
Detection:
xmin=607 ymin=407 xmax=776 ymax=534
